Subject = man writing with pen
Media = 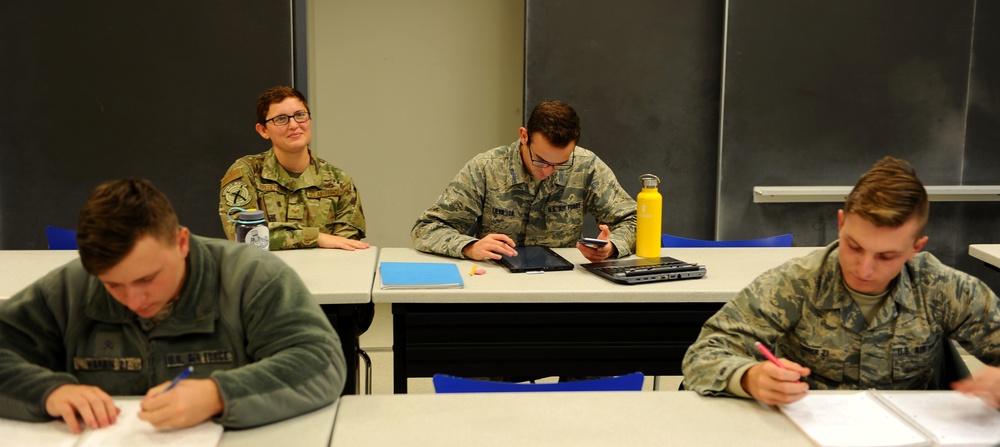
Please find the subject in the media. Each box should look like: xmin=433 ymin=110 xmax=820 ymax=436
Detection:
xmin=0 ymin=179 xmax=346 ymax=432
xmin=682 ymin=157 xmax=1000 ymax=405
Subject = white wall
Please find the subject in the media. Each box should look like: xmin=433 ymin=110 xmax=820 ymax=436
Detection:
xmin=307 ymin=0 xmax=525 ymax=248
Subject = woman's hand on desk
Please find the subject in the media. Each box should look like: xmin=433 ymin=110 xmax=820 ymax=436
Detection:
xmin=45 ymin=383 xmax=120 ymax=434
xmin=741 ymin=359 xmax=811 ymax=406
xmin=139 ymin=378 xmax=223 ymax=430
xmin=318 ymin=233 xmax=370 ymax=250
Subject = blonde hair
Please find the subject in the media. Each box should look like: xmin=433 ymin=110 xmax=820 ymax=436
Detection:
xmin=844 ymin=156 xmax=929 ymax=237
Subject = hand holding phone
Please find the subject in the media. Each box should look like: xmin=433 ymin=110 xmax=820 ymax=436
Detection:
xmin=578 ymin=237 xmax=609 ymax=248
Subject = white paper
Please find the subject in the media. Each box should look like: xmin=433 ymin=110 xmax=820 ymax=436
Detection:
xmin=880 ymin=392 xmax=1000 ymax=447
xmin=78 ymin=400 xmax=223 ymax=447
xmin=779 ymin=392 xmax=929 ymax=447
xmin=0 ymin=418 xmax=79 ymax=447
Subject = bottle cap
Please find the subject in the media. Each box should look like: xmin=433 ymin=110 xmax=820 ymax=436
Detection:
xmin=640 ymin=174 xmax=660 ymax=189
xmin=238 ymin=209 xmax=266 ymax=223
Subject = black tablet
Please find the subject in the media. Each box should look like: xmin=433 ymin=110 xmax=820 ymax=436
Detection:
xmin=496 ymin=246 xmax=574 ymax=273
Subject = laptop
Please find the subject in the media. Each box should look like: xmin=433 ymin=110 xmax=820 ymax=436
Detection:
xmin=497 ymin=246 xmax=575 ymax=273
xmin=581 ymin=256 xmax=707 ymax=285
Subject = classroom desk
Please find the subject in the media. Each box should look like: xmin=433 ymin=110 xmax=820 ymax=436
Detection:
xmin=272 ymin=247 xmax=379 ymax=396
xmin=373 ymin=247 xmax=819 ymax=393
xmin=969 ymin=244 xmax=1000 ymax=273
xmin=0 ymin=250 xmax=79 ymax=299
xmin=329 ymin=391 xmax=813 ymax=447
xmin=0 ymin=247 xmax=378 ymax=395
xmin=0 ymin=399 xmax=338 ymax=447
xmin=220 ymin=400 xmax=338 ymax=447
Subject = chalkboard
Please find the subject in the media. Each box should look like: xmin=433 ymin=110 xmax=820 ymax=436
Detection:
xmin=524 ymin=0 xmax=1000 ymax=293
xmin=719 ymin=0 xmax=999 ymax=291
xmin=525 ymin=0 xmax=724 ymax=239
xmin=956 ymin=0 xmax=1000 ymax=287
xmin=0 ymin=1 xmax=296 ymax=249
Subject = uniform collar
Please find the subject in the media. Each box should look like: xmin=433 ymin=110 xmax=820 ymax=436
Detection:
xmin=261 ymin=147 xmax=323 ymax=191
xmin=814 ymin=241 xmax=920 ymax=312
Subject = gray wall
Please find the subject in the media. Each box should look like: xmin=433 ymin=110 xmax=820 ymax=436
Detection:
xmin=0 ymin=1 xmax=295 ymax=248
xmin=307 ymin=0 xmax=525 ymax=249
xmin=525 ymin=0 xmax=723 ymax=240
xmin=526 ymin=0 xmax=1000 ymax=291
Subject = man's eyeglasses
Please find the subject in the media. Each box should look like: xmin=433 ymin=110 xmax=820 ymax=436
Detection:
xmin=265 ymin=111 xmax=311 ymax=126
xmin=527 ymin=143 xmax=573 ymax=170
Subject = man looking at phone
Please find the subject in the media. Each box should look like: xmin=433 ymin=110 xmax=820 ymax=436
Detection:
xmin=411 ymin=100 xmax=636 ymax=263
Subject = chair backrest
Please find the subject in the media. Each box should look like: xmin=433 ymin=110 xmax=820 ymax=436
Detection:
xmin=45 ymin=225 xmax=78 ymax=250
xmin=432 ymin=372 xmax=645 ymax=393
xmin=661 ymin=233 xmax=793 ymax=248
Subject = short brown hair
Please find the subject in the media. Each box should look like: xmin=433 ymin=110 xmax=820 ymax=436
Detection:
xmin=77 ymin=179 xmax=179 ymax=275
xmin=256 ymin=85 xmax=309 ymax=125
xmin=525 ymin=100 xmax=581 ymax=148
xmin=844 ymin=156 xmax=929 ymax=237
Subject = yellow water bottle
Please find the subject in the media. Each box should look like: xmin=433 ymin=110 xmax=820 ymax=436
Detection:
xmin=636 ymin=174 xmax=662 ymax=258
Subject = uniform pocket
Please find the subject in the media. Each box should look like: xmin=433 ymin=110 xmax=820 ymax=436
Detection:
xmin=541 ymin=200 xmax=584 ymax=243
xmin=890 ymin=337 xmax=938 ymax=389
xmin=262 ymin=192 xmax=289 ymax=221
xmin=786 ymin=340 xmax=847 ymax=389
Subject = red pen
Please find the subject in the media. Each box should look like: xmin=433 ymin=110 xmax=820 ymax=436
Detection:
xmin=755 ymin=341 xmax=801 ymax=383
xmin=754 ymin=341 xmax=787 ymax=370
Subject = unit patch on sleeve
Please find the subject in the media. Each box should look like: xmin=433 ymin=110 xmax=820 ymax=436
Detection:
xmin=224 ymin=181 xmax=252 ymax=207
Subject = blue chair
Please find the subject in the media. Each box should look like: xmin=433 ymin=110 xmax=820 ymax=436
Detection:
xmin=661 ymin=233 xmax=793 ymax=248
xmin=45 ymin=225 xmax=78 ymax=250
xmin=432 ymin=372 xmax=645 ymax=393
xmin=660 ymin=232 xmax=792 ymax=391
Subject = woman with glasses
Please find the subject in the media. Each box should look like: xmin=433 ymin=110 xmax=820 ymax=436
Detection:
xmin=411 ymin=100 xmax=636 ymax=263
xmin=219 ymin=85 xmax=368 ymax=251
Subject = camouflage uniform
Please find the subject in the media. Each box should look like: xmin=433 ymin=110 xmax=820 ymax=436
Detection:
xmin=411 ymin=140 xmax=637 ymax=258
xmin=682 ymin=242 xmax=1000 ymax=396
xmin=219 ymin=148 xmax=366 ymax=250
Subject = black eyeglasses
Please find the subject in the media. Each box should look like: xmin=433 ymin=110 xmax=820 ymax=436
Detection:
xmin=527 ymin=143 xmax=573 ymax=170
xmin=265 ymin=111 xmax=311 ymax=126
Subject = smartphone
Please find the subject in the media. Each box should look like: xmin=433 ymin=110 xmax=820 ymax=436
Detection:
xmin=578 ymin=237 xmax=609 ymax=248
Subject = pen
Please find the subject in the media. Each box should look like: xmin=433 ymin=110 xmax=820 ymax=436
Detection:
xmin=754 ymin=341 xmax=787 ymax=370
xmin=470 ymin=265 xmax=478 ymax=276
xmin=755 ymin=341 xmax=802 ymax=383
xmin=164 ymin=366 xmax=193 ymax=392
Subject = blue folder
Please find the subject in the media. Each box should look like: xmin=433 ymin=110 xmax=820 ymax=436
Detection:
xmin=379 ymin=262 xmax=465 ymax=289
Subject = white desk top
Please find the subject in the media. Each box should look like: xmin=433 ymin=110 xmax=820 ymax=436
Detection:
xmin=220 ymin=400 xmax=337 ymax=447
xmin=0 ymin=398 xmax=337 ymax=447
xmin=271 ymin=247 xmax=378 ymax=304
xmin=372 ymin=247 xmax=820 ymax=303
xmin=329 ymin=391 xmax=813 ymax=447
xmin=969 ymin=244 xmax=1000 ymax=269
xmin=0 ymin=247 xmax=378 ymax=305
xmin=0 ymin=250 xmax=80 ymax=300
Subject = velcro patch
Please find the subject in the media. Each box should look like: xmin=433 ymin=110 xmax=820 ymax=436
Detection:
xmin=73 ymin=357 xmax=143 ymax=371
xmin=165 ymin=350 xmax=235 ymax=368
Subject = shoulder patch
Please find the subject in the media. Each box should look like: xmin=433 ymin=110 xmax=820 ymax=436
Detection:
xmin=220 ymin=168 xmax=243 ymax=186
xmin=224 ymin=181 xmax=252 ymax=207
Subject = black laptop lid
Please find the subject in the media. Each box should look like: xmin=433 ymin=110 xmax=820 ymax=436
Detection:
xmin=497 ymin=246 xmax=574 ymax=273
